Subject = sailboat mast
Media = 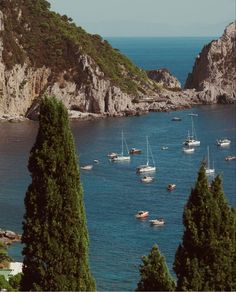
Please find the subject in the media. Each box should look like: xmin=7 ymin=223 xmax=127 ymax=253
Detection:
xmin=207 ymin=146 xmax=210 ymax=169
xmin=121 ymin=130 xmax=124 ymax=156
xmin=191 ymin=116 xmax=194 ymax=138
xmin=146 ymin=136 xmax=149 ymax=166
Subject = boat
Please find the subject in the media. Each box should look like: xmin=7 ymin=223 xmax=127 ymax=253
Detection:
xmin=141 ymin=176 xmax=154 ymax=183
xmin=112 ymin=131 xmax=130 ymax=161
xmin=225 ymin=155 xmax=236 ymax=161
xmin=81 ymin=165 xmax=93 ymax=170
xmin=172 ymin=117 xmax=182 ymax=121
xmin=205 ymin=146 xmax=215 ymax=175
xmin=129 ymin=148 xmax=142 ymax=154
xmin=149 ymin=218 xmax=165 ymax=226
xmin=183 ymin=116 xmax=200 ymax=146
xmin=135 ymin=211 xmax=149 ymax=219
xmin=188 ymin=113 xmax=198 ymax=117
xmin=107 ymin=152 xmax=118 ymax=159
xmin=182 ymin=146 xmax=195 ymax=153
xmin=161 ymin=146 xmax=168 ymax=150
xmin=216 ymin=138 xmax=231 ymax=147
xmin=136 ymin=137 xmax=156 ymax=173
xmin=167 ymin=184 xmax=176 ymax=191
xmin=94 ymin=159 xmax=99 ymax=163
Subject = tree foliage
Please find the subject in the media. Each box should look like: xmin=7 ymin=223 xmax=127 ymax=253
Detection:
xmin=21 ymin=96 xmax=95 ymax=291
xmin=174 ymin=164 xmax=236 ymax=291
xmin=136 ymin=245 xmax=175 ymax=291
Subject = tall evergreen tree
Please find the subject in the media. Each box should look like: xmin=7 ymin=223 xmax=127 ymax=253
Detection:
xmin=21 ymin=96 xmax=95 ymax=291
xmin=174 ymin=164 xmax=236 ymax=291
xmin=136 ymin=245 xmax=175 ymax=291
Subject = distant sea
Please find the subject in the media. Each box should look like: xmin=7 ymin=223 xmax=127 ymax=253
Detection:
xmin=1 ymin=37 xmax=235 ymax=291
xmin=107 ymin=37 xmax=215 ymax=86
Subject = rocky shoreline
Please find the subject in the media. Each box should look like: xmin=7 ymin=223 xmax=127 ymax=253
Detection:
xmin=0 ymin=229 xmax=21 ymax=246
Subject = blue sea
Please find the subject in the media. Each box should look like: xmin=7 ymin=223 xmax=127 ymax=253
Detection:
xmin=0 ymin=38 xmax=235 ymax=291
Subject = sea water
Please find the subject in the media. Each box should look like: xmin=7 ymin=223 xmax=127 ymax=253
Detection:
xmin=0 ymin=38 xmax=235 ymax=291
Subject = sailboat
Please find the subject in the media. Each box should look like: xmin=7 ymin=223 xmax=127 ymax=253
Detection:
xmin=136 ymin=136 xmax=156 ymax=173
xmin=205 ymin=146 xmax=215 ymax=175
xmin=112 ymin=130 xmax=130 ymax=161
xmin=183 ymin=116 xmax=200 ymax=146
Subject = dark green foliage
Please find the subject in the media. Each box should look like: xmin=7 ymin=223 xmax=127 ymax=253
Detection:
xmin=174 ymin=164 xmax=236 ymax=291
xmin=9 ymin=273 xmax=22 ymax=290
xmin=0 ymin=275 xmax=13 ymax=291
xmin=21 ymin=96 xmax=95 ymax=291
xmin=0 ymin=0 xmax=149 ymax=94
xmin=0 ymin=242 xmax=11 ymax=266
xmin=136 ymin=245 xmax=175 ymax=291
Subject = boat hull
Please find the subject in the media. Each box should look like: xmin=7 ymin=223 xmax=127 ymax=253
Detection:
xmin=137 ymin=166 xmax=156 ymax=173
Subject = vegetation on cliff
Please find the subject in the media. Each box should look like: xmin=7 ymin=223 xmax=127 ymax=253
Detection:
xmin=0 ymin=0 xmax=149 ymax=94
xmin=21 ymin=96 xmax=95 ymax=291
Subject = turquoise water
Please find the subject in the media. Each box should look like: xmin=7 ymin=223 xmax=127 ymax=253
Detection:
xmin=0 ymin=38 xmax=235 ymax=290
xmin=107 ymin=37 xmax=215 ymax=86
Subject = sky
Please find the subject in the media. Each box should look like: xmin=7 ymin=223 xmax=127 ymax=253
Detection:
xmin=48 ymin=0 xmax=235 ymax=37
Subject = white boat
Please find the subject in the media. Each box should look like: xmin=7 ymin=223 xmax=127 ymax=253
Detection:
xmin=216 ymin=138 xmax=231 ymax=147
xmin=136 ymin=137 xmax=156 ymax=173
xmin=81 ymin=165 xmax=93 ymax=170
xmin=183 ymin=116 xmax=200 ymax=146
xmin=107 ymin=152 xmax=118 ymax=159
xmin=167 ymin=184 xmax=176 ymax=191
xmin=188 ymin=113 xmax=198 ymax=117
xmin=112 ymin=131 xmax=130 ymax=161
xmin=172 ymin=117 xmax=182 ymax=121
xmin=94 ymin=159 xmax=99 ymax=163
xmin=135 ymin=211 xmax=149 ymax=219
xmin=129 ymin=148 xmax=142 ymax=154
xmin=149 ymin=218 xmax=165 ymax=226
xmin=205 ymin=146 xmax=215 ymax=175
xmin=141 ymin=176 xmax=154 ymax=183
xmin=161 ymin=146 xmax=168 ymax=150
xmin=225 ymin=155 xmax=236 ymax=161
xmin=183 ymin=146 xmax=195 ymax=153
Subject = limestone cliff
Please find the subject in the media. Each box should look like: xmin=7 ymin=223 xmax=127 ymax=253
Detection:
xmin=147 ymin=69 xmax=181 ymax=90
xmin=185 ymin=22 xmax=236 ymax=103
xmin=0 ymin=0 xmax=161 ymax=120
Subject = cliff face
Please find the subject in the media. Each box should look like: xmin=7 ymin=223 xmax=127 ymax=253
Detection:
xmin=0 ymin=0 xmax=161 ymax=119
xmin=185 ymin=22 xmax=236 ymax=103
xmin=147 ymin=69 xmax=181 ymax=90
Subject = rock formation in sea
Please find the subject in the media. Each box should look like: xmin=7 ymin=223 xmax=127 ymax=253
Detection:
xmin=147 ymin=69 xmax=181 ymax=90
xmin=185 ymin=21 xmax=236 ymax=103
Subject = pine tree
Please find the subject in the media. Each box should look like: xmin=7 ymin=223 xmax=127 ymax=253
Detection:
xmin=136 ymin=245 xmax=175 ymax=291
xmin=174 ymin=164 xmax=236 ymax=291
xmin=21 ymin=96 xmax=95 ymax=291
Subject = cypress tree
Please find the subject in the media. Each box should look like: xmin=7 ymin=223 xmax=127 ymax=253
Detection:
xmin=21 ymin=96 xmax=95 ymax=291
xmin=174 ymin=164 xmax=236 ymax=291
xmin=136 ymin=245 xmax=175 ymax=291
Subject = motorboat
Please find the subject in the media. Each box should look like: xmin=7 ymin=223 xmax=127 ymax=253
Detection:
xmin=205 ymin=146 xmax=215 ymax=175
xmin=183 ymin=116 xmax=200 ymax=146
xmin=112 ymin=130 xmax=131 ymax=161
xmin=129 ymin=148 xmax=142 ymax=154
xmin=135 ymin=211 xmax=149 ymax=219
xmin=81 ymin=165 xmax=93 ymax=170
xmin=94 ymin=159 xmax=99 ymax=163
xmin=225 ymin=155 xmax=236 ymax=161
xmin=172 ymin=117 xmax=182 ymax=121
xmin=161 ymin=146 xmax=168 ymax=150
xmin=141 ymin=176 xmax=154 ymax=183
xmin=149 ymin=218 xmax=165 ymax=226
xmin=183 ymin=146 xmax=195 ymax=153
xmin=167 ymin=184 xmax=176 ymax=191
xmin=136 ymin=137 xmax=156 ymax=173
xmin=216 ymin=138 xmax=231 ymax=147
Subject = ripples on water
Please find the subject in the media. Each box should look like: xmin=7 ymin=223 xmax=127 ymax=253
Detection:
xmin=0 ymin=105 xmax=235 ymax=290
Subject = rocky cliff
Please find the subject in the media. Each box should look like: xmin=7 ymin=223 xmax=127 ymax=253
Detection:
xmin=147 ymin=69 xmax=181 ymax=90
xmin=185 ymin=21 xmax=236 ymax=103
